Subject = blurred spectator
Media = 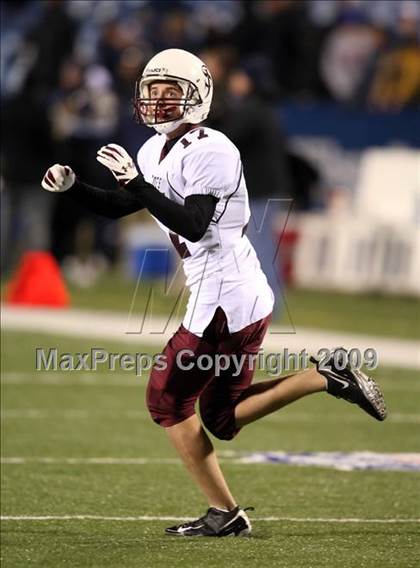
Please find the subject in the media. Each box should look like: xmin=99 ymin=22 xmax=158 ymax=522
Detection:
xmin=286 ymin=151 xmax=321 ymax=211
xmin=186 ymin=0 xmax=244 ymax=49
xmin=203 ymin=49 xmax=292 ymax=316
xmin=96 ymin=18 xmax=154 ymax=155
xmin=2 ymin=0 xmax=418 ymax=280
xmin=257 ymin=0 xmax=319 ymax=99
xmin=152 ymin=8 xmax=197 ymax=53
xmin=3 ymin=1 xmax=418 ymax=109
xmin=113 ymin=45 xmax=152 ymax=157
xmin=48 ymin=59 xmax=119 ymax=285
xmin=98 ymin=19 xmax=144 ymax=77
xmin=1 ymin=0 xmax=76 ymax=273
xmin=320 ymin=7 xmax=384 ymax=103
xmin=50 ymin=60 xmax=118 ymax=143
xmin=366 ymin=2 xmax=420 ymax=111
xmin=320 ymin=21 xmax=380 ymax=103
xmin=1 ymin=80 xmax=54 ymax=273
xmin=25 ymin=0 xmax=76 ymax=95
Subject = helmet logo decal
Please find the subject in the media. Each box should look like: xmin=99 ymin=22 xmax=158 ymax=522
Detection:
xmin=147 ymin=67 xmax=169 ymax=74
xmin=202 ymin=65 xmax=212 ymax=97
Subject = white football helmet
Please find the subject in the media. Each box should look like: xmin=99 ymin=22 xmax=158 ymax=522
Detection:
xmin=134 ymin=48 xmax=213 ymax=135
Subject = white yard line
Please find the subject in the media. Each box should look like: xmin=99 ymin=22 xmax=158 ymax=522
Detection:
xmin=1 ymin=457 xmax=182 ymax=464
xmin=2 ymin=452 xmax=419 ymax=472
xmin=2 ymin=371 xmax=420 ymax=391
xmin=3 ymin=306 xmax=420 ymax=369
xmin=2 ymin=408 xmax=419 ymax=423
xmin=1 ymin=372 xmax=142 ymax=386
xmin=2 ymin=452 xmax=420 ymax=467
xmin=1 ymin=515 xmax=419 ymax=523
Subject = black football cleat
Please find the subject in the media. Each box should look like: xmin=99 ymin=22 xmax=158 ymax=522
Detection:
xmin=311 ymin=348 xmax=387 ymax=421
xmin=165 ymin=506 xmax=252 ymax=537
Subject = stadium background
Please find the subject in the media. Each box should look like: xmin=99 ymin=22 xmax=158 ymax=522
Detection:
xmin=1 ymin=1 xmax=420 ymax=567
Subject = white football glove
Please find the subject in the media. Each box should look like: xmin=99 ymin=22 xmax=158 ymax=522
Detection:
xmin=96 ymin=143 xmax=139 ymax=185
xmin=41 ymin=164 xmax=75 ymax=192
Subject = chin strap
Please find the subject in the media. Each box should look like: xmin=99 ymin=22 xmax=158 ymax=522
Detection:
xmin=152 ymin=118 xmax=186 ymax=135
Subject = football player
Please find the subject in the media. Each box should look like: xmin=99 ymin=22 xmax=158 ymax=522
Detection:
xmin=42 ymin=49 xmax=387 ymax=537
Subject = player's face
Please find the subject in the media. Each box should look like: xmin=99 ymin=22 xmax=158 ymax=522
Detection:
xmin=143 ymin=82 xmax=184 ymax=124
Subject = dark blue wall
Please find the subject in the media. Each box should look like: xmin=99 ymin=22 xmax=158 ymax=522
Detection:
xmin=279 ymin=103 xmax=420 ymax=149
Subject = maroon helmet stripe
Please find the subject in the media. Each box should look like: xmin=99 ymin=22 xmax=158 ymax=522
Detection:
xmin=43 ymin=176 xmax=54 ymax=189
xmin=47 ymin=170 xmax=56 ymax=184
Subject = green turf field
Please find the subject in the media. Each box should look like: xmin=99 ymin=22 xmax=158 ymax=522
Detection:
xmin=64 ymin=271 xmax=420 ymax=339
xmin=1 ymin=330 xmax=419 ymax=568
xmin=3 ymin=270 xmax=420 ymax=338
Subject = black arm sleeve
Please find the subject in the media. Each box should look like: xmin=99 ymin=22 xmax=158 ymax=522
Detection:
xmin=66 ymin=179 xmax=145 ymax=219
xmin=67 ymin=175 xmax=218 ymax=240
xmin=125 ymin=175 xmax=218 ymax=242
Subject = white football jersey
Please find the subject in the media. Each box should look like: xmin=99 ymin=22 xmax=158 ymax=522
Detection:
xmin=137 ymin=126 xmax=274 ymax=335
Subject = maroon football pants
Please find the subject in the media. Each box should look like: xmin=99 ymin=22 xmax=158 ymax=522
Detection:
xmin=146 ymin=307 xmax=271 ymax=440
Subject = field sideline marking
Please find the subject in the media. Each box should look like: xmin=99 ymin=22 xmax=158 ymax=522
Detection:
xmin=4 ymin=305 xmax=420 ymax=369
xmin=3 ymin=372 xmax=420 ymax=391
xmin=2 ymin=453 xmax=420 ymax=470
xmin=1 ymin=457 xmax=182 ymax=465
xmin=2 ymin=409 xmax=419 ymax=423
xmin=1 ymin=515 xmax=419 ymax=524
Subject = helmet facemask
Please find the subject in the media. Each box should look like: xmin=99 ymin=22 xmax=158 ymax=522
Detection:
xmin=133 ymin=76 xmax=203 ymax=134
